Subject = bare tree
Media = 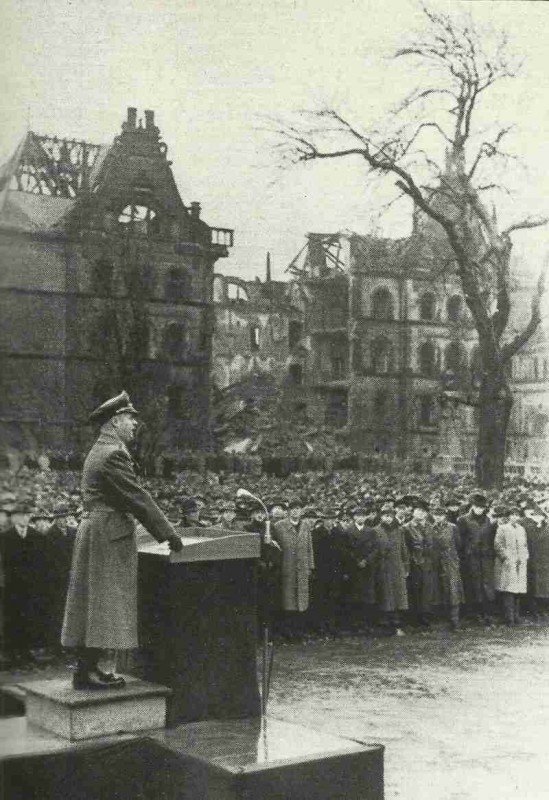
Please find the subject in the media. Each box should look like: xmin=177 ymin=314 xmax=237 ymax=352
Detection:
xmin=272 ymin=5 xmax=548 ymax=488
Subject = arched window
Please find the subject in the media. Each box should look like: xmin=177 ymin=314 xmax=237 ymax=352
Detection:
xmin=419 ymin=293 xmax=436 ymax=321
xmin=165 ymin=268 xmax=190 ymax=302
xmin=418 ymin=341 xmax=436 ymax=377
xmin=533 ymin=358 xmax=539 ymax=381
xmin=227 ymin=282 xmax=248 ymax=301
xmin=447 ymin=294 xmax=463 ymax=322
xmin=162 ymin=322 xmax=187 ymax=360
xmin=371 ymin=336 xmax=393 ymax=373
xmin=118 ymin=204 xmax=159 ymax=236
xmin=371 ymin=287 xmax=395 ymax=320
xmin=445 ymin=341 xmax=465 ymax=374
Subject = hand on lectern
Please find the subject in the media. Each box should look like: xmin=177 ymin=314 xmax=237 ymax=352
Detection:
xmin=167 ymin=533 xmax=183 ymax=553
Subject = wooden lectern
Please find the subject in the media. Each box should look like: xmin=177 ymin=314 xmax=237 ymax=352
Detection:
xmin=136 ymin=527 xmax=262 ymax=726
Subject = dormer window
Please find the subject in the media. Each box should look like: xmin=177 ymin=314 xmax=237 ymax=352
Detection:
xmin=118 ymin=204 xmax=159 ymax=236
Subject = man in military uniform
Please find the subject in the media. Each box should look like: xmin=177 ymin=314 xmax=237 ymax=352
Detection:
xmin=61 ymin=391 xmax=183 ymax=690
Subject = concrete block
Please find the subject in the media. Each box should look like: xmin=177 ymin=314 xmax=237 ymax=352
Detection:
xmin=153 ymin=717 xmax=385 ymax=800
xmin=22 ymin=676 xmax=170 ymax=741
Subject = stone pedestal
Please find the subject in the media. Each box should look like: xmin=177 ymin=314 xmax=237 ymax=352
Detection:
xmin=23 ymin=676 xmax=171 ymax=741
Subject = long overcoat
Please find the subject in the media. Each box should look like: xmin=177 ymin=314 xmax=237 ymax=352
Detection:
xmin=456 ymin=512 xmax=496 ymax=604
xmin=494 ymin=521 xmax=529 ymax=594
xmin=404 ymin=518 xmax=438 ymax=611
xmin=523 ymin=518 xmax=549 ymax=599
xmin=272 ymin=517 xmax=315 ymax=612
xmin=61 ymin=429 xmax=175 ymax=649
xmin=374 ymin=521 xmax=409 ymax=612
xmin=431 ymin=520 xmax=463 ymax=607
xmin=339 ymin=523 xmax=378 ymax=605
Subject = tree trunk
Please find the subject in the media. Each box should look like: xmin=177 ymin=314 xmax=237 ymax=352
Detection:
xmin=475 ymin=373 xmax=513 ymax=489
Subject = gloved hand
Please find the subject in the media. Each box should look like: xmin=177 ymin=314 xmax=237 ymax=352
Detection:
xmin=167 ymin=534 xmax=183 ymax=553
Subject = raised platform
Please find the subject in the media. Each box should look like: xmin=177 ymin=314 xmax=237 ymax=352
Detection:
xmin=22 ymin=676 xmax=170 ymax=741
xmin=0 ymin=715 xmax=384 ymax=800
xmin=151 ymin=717 xmax=384 ymax=800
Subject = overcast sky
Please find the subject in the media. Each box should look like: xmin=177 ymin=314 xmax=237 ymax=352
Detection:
xmin=2 ymin=0 xmax=549 ymax=281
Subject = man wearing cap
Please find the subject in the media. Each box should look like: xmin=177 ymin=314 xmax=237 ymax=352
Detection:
xmin=61 ymin=391 xmax=183 ymax=690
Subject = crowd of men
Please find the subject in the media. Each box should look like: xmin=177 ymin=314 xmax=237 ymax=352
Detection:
xmin=1 ymin=465 xmax=549 ymax=665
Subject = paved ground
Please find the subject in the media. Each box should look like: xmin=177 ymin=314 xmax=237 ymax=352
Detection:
xmin=2 ymin=622 xmax=548 ymax=799
xmin=268 ymin=622 xmax=549 ymax=800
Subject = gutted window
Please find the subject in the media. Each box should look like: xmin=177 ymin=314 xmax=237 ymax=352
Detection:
xmin=371 ymin=336 xmax=393 ymax=374
xmin=447 ymin=294 xmax=463 ymax=322
xmin=445 ymin=341 xmax=465 ymax=374
xmin=418 ymin=341 xmax=436 ymax=377
xmin=165 ymin=268 xmax=190 ymax=302
xmin=162 ymin=322 xmax=187 ymax=360
xmin=118 ymin=204 xmax=159 ymax=236
xmin=371 ymin=287 xmax=395 ymax=320
xmin=288 ymin=363 xmax=303 ymax=385
xmin=419 ymin=293 xmax=436 ymax=321
xmin=91 ymin=257 xmax=113 ymax=296
xmin=418 ymin=395 xmax=436 ymax=426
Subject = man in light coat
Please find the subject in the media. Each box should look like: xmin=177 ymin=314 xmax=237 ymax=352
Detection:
xmin=272 ymin=497 xmax=315 ymax=637
xmin=61 ymin=391 xmax=183 ymax=690
xmin=493 ymin=505 xmax=529 ymax=626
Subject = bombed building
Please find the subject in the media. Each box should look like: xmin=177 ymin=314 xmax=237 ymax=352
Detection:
xmin=287 ymin=231 xmax=549 ymax=469
xmin=0 ymin=108 xmax=233 ymax=458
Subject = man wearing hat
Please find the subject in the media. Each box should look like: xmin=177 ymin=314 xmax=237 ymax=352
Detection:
xmin=493 ymin=506 xmax=529 ymax=625
xmin=0 ymin=497 xmax=36 ymax=661
xmin=339 ymin=503 xmax=379 ymax=633
xmin=272 ymin=496 xmax=315 ymax=638
xmin=61 ymin=391 xmax=183 ymax=690
xmin=456 ymin=492 xmax=496 ymax=625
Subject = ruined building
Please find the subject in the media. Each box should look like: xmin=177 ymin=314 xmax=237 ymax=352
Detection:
xmin=0 ymin=108 xmax=233 ymax=456
xmin=287 ymin=231 xmax=549 ymax=467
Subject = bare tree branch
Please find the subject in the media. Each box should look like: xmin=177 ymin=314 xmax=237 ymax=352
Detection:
xmin=501 ymin=267 xmax=548 ymax=362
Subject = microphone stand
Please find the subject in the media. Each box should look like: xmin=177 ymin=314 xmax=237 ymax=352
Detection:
xmin=260 ymin=515 xmax=275 ymax=721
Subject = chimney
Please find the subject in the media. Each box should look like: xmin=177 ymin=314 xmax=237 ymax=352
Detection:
xmin=144 ymin=109 xmax=155 ymax=130
xmin=127 ymin=107 xmax=137 ymax=129
xmin=190 ymin=201 xmax=201 ymax=220
xmin=266 ymin=252 xmax=272 ymax=283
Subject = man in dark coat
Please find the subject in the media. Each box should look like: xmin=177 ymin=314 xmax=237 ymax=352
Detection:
xmin=61 ymin=391 xmax=183 ymax=690
xmin=404 ymin=499 xmax=437 ymax=628
xmin=339 ymin=503 xmax=379 ymax=632
xmin=308 ymin=510 xmax=345 ymax=635
xmin=456 ymin=492 xmax=496 ymax=624
xmin=0 ymin=498 xmax=35 ymax=662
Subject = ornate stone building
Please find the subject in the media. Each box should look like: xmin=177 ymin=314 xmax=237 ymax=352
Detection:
xmin=0 ymin=108 xmax=233 ymax=456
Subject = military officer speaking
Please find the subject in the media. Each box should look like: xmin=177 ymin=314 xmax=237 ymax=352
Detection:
xmin=61 ymin=391 xmax=183 ymax=690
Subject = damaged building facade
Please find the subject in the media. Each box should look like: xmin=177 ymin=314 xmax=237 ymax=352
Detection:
xmin=0 ymin=108 xmax=233 ymax=456
xmin=286 ymin=231 xmax=549 ymax=467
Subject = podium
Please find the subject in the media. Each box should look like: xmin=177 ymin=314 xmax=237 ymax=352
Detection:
xmin=136 ymin=527 xmax=262 ymax=726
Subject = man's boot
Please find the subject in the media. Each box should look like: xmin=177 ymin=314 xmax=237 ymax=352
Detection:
xmin=73 ymin=648 xmax=125 ymax=690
